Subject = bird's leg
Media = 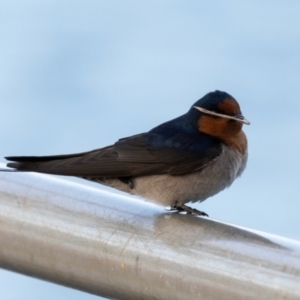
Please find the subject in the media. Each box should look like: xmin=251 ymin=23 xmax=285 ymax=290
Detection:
xmin=170 ymin=202 xmax=209 ymax=217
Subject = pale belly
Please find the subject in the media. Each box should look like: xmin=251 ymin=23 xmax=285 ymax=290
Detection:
xmin=85 ymin=145 xmax=247 ymax=207
xmin=132 ymin=145 xmax=247 ymax=206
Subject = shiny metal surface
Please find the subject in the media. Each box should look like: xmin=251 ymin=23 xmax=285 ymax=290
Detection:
xmin=0 ymin=166 xmax=300 ymax=300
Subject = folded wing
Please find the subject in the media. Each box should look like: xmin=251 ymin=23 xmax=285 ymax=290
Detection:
xmin=6 ymin=132 xmax=222 ymax=177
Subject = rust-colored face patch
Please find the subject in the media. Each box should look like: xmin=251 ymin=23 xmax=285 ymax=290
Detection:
xmin=218 ymin=98 xmax=241 ymax=116
xmin=197 ymin=115 xmax=247 ymax=154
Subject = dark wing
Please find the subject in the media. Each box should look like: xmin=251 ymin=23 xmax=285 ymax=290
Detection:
xmin=5 ymin=131 xmax=222 ymax=177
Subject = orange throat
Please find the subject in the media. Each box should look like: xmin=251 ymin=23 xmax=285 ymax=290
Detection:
xmin=197 ymin=115 xmax=248 ymax=154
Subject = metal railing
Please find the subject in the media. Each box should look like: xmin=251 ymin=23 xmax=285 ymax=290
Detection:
xmin=0 ymin=164 xmax=300 ymax=300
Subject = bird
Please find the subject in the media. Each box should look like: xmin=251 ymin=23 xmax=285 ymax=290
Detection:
xmin=5 ymin=90 xmax=250 ymax=216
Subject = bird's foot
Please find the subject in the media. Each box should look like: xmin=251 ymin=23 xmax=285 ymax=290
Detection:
xmin=168 ymin=202 xmax=209 ymax=217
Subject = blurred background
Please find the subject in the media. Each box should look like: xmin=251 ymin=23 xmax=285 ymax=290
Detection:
xmin=1 ymin=1 xmax=300 ymax=299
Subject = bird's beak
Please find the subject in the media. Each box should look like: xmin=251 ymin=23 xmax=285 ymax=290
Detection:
xmin=194 ymin=106 xmax=250 ymax=125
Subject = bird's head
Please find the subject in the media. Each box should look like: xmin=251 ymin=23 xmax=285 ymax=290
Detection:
xmin=188 ymin=90 xmax=250 ymax=138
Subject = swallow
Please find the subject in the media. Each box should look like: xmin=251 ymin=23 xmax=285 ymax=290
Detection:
xmin=5 ymin=90 xmax=250 ymax=216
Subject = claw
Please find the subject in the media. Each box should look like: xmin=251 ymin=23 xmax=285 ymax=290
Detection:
xmin=169 ymin=202 xmax=209 ymax=217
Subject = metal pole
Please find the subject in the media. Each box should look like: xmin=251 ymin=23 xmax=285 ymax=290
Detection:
xmin=0 ymin=165 xmax=299 ymax=300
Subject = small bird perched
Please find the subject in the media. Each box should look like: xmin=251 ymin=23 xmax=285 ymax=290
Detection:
xmin=5 ymin=90 xmax=249 ymax=216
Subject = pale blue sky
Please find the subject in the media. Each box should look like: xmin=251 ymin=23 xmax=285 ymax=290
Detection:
xmin=1 ymin=1 xmax=300 ymax=299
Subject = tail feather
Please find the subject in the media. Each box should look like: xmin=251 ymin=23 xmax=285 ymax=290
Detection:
xmin=4 ymin=151 xmax=95 ymax=173
xmin=3 ymin=146 xmax=117 ymax=176
xmin=0 ymin=168 xmax=18 ymax=172
xmin=6 ymin=162 xmax=35 ymax=170
xmin=5 ymin=152 xmax=86 ymax=162
xmin=4 ymin=148 xmax=104 ymax=172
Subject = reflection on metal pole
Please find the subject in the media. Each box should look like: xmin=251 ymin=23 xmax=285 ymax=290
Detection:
xmin=0 ymin=166 xmax=300 ymax=300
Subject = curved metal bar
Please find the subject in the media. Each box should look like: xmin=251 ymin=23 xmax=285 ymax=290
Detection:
xmin=0 ymin=165 xmax=299 ymax=299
